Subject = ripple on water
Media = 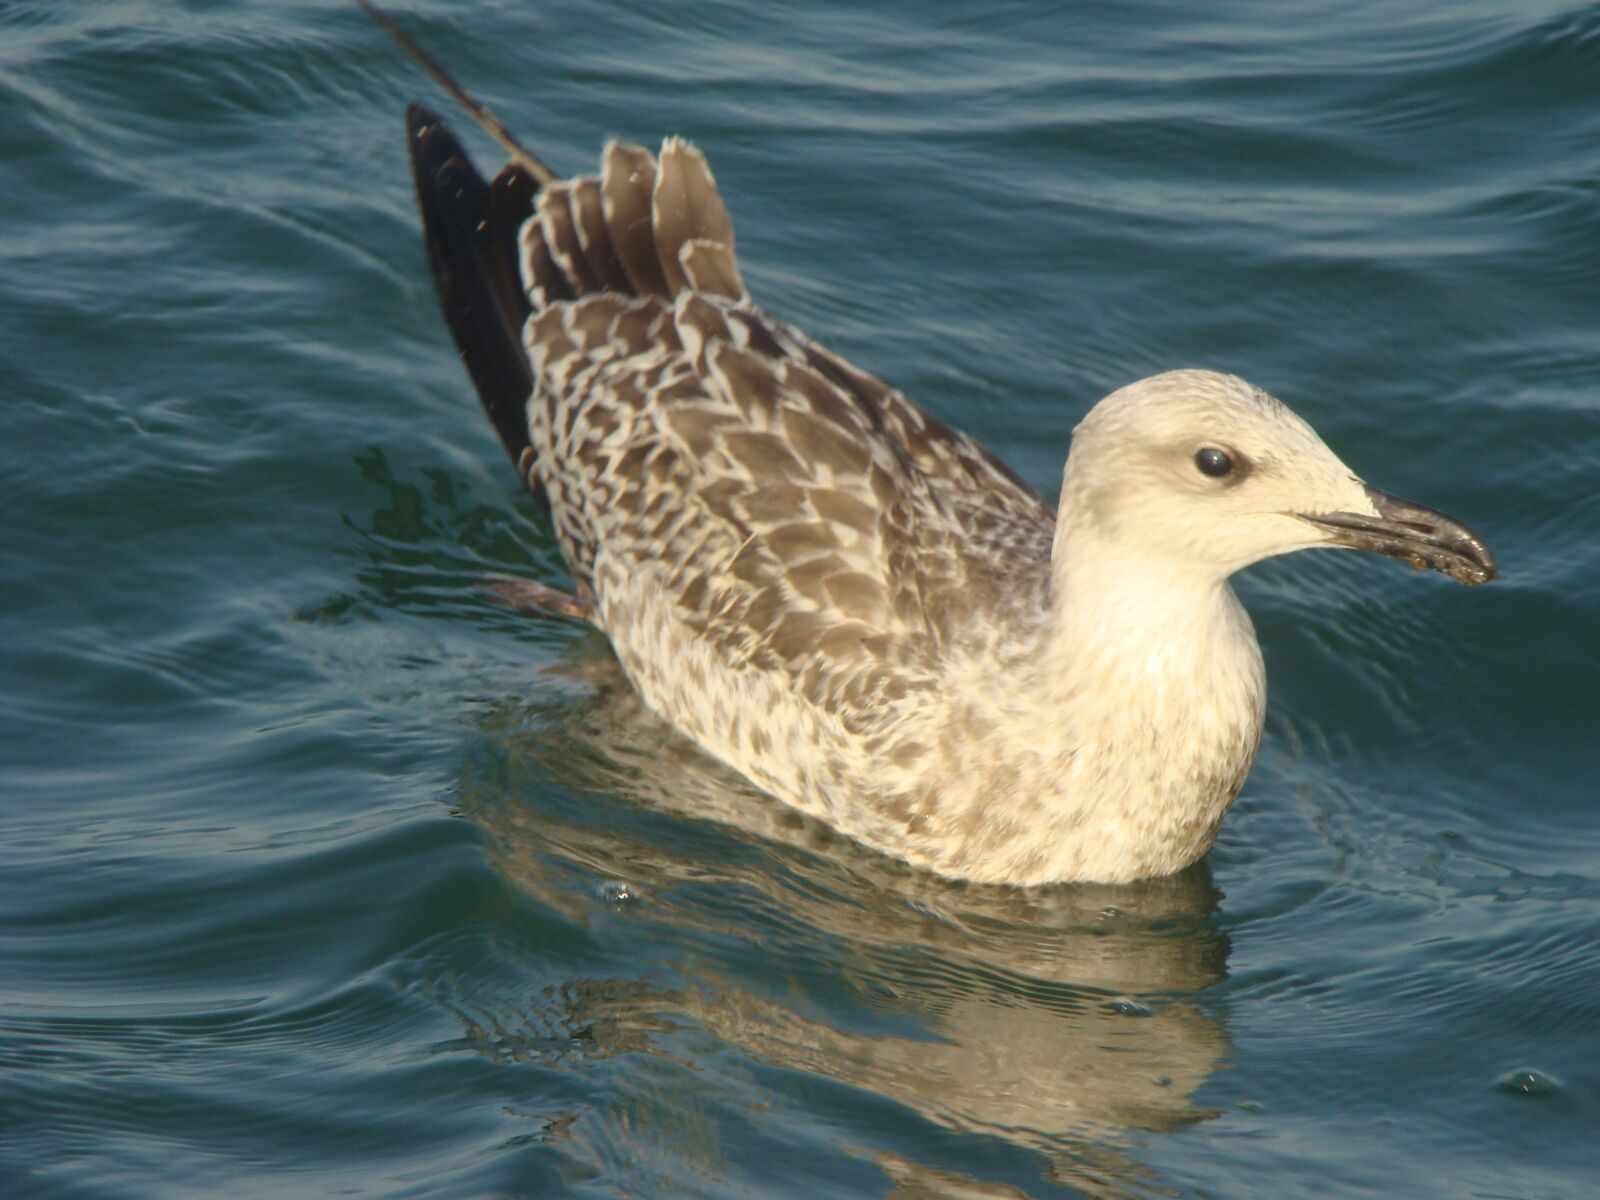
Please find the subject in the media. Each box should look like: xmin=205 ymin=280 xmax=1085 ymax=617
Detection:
xmin=4 ymin=0 xmax=1599 ymax=1197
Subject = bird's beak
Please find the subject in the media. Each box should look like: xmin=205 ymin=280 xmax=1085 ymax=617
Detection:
xmin=1297 ymin=486 xmax=1497 ymax=585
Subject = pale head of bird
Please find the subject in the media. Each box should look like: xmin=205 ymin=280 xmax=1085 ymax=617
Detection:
xmin=1057 ymin=369 xmax=1495 ymax=586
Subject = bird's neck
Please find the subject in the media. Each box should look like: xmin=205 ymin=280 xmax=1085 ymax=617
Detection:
xmin=1023 ymin=527 xmax=1267 ymax=880
xmin=1042 ymin=532 xmax=1250 ymax=691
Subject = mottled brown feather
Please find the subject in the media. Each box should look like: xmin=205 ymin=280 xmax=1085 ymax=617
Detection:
xmin=652 ymin=139 xmax=739 ymax=296
xmin=680 ymin=238 xmax=744 ymax=301
xmin=569 ymin=175 xmax=634 ymax=295
xmin=537 ymin=184 xmax=598 ymax=295
xmin=601 ymin=141 xmax=670 ymax=297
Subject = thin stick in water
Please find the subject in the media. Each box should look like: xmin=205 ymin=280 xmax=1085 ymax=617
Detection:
xmin=352 ymin=0 xmax=554 ymax=183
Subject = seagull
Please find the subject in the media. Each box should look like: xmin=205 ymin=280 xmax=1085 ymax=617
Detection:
xmin=359 ymin=2 xmax=1495 ymax=885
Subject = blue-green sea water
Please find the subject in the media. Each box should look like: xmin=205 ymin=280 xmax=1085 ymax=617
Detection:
xmin=4 ymin=2 xmax=1598 ymax=1196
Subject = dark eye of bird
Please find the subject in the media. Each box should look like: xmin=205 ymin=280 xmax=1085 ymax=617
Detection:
xmin=1194 ymin=447 xmax=1234 ymax=478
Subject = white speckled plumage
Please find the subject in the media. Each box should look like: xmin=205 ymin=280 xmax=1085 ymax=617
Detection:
xmin=394 ymin=76 xmax=1494 ymax=884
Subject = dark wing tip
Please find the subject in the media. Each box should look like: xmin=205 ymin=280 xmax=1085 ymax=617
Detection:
xmin=405 ymin=106 xmax=541 ymax=487
xmin=404 ymin=100 xmax=440 ymax=140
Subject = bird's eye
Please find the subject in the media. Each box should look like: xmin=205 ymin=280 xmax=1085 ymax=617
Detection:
xmin=1194 ymin=447 xmax=1234 ymax=478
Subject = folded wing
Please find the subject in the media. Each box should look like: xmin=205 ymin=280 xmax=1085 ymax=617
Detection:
xmin=406 ymin=105 xmax=1055 ymax=724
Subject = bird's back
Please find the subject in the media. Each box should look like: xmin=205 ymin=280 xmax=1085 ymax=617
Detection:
xmin=406 ymin=107 xmax=1059 ymax=781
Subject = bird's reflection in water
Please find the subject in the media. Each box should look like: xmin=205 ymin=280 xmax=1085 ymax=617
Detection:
xmin=449 ymin=650 xmax=1233 ymax=1198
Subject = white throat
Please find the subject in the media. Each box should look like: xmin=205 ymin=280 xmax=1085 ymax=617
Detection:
xmin=1026 ymin=522 xmax=1268 ymax=881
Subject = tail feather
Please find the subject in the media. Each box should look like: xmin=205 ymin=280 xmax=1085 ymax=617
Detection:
xmin=375 ymin=3 xmax=752 ymax=525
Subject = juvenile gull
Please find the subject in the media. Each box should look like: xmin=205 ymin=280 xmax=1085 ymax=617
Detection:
xmin=372 ymin=16 xmax=1495 ymax=884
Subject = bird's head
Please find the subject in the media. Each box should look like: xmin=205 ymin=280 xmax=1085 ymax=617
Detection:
xmin=1058 ymin=369 xmax=1495 ymax=586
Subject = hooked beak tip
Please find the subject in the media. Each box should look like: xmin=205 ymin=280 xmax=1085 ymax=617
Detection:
xmin=1299 ymin=486 xmax=1496 ymax=586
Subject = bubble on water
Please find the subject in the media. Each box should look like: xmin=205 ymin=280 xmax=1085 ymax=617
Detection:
xmin=596 ymin=880 xmax=639 ymax=907
xmin=1102 ymin=997 xmax=1153 ymax=1018
xmin=1496 ymin=1068 xmax=1559 ymax=1097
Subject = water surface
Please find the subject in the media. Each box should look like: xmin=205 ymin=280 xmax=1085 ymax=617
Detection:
xmin=3 ymin=2 xmax=1597 ymax=1196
